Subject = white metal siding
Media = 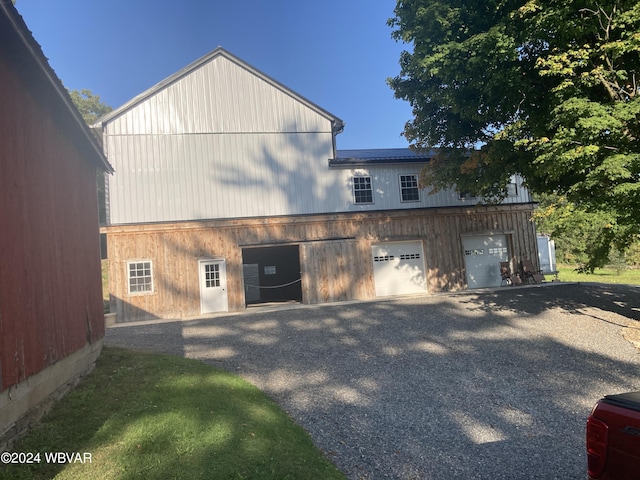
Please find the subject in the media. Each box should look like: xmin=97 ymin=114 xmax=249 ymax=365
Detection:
xmin=103 ymin=52 xmax=533 ymax=225
xmin=106 ymin=55 xmax=330 ymax=136
xmin=333 ymin=168 xmax=532 ymax=213
xmin=107 ymin=132 xmax=349 ymax=224
xmin=107 ymin=136 xmax=533 ymax=224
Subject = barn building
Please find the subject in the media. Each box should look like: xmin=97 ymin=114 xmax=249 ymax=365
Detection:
xmin=0 ymin=2 xmax=112 ymax=449
xmin=96 ymin=48 xmax=539 ymax=323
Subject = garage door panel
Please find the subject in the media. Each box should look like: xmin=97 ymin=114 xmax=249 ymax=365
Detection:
xmin=372 ymin=241 xmax=426 ymax=297
xmin=463 ymin=235 xmax=509 ymax=288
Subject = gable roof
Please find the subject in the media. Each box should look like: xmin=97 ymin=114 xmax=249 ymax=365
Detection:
xmin=0 ymin=1 xmax=112 ymax=173
xmin=330 ymin=148 xmax=434 ymax=167
xmin=96 ymin=47 xmax=345 ymax=135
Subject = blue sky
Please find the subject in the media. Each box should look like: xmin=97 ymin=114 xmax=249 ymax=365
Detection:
xmin=17 ymin=0 xmax=414 ymax=150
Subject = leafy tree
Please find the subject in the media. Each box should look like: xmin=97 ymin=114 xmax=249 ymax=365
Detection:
xmin=68 ymin=89 xmax=112 ymax=225
xmin=388 ymin=1 xmax=640 ymax=270
xmin=534 ymin=193 xmax=640 ymax=270
xmin=68 ymin=89 xmax=112 ymax=125
xmin=627 ymin=240 xmax=640 ymax=267
xmin=534 ymin=194 xmax=614 ymax=266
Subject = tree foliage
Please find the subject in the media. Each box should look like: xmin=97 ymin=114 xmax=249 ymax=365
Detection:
xmin=533 ymin=193 xmax=613 ymax=267
xmin=68 ymin=89 xmax=112 ymax=125
xmin=534 ymin=193 xmax=640 ymax=270
xmin=388 ymin=1 xmax=640 ymax=269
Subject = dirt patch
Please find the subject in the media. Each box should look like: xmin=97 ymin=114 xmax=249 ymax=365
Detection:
xmin=623 ymin=326 xmax=640 ymax=351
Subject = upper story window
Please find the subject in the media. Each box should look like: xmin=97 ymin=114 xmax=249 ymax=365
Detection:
xmin=506 ymin=181 xmax=518 ymax=197
xmin=127 ymin=260 xmax=154 ymax=294
xmin=400 ymin=174 xmax=420 ymax=202
xmin=353 ymin=176 xmax=373 ymax=204
xmin=459 ymin=190 xmax=477 ymax=200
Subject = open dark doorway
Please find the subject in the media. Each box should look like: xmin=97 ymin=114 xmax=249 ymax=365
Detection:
xmin=241 ymin=245 xmax=302 ymax=305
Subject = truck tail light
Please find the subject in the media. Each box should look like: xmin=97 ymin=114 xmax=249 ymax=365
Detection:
xmin=587 ymin=416 xmax=608 ymax=478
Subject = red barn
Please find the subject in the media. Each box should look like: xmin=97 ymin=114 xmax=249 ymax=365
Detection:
xmin=0 ymin=1 xmax=112 ymax=449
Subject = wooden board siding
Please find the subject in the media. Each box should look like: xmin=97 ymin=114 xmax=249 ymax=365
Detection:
xmin=300 ymin=239 xmax=373 ymax=304
xmin=104 ymin=204 xmax=537 ymax=322
xmin=0 ymin=53 xmax=105 ymax=390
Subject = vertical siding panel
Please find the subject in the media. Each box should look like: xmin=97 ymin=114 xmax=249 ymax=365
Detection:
xmin=433 ymin=215 xmax=444 ymax=292
xmin=517 ymin=211 xmax=527 ymax=264
xmin=425 ymin=216 xmax=437 ymax=292
xmin=317 ymin=244 xmax=329 ymax=303
xmin=105 ymin=205 xmax=538 ymax=320
xmin=450 ymin=213 xmax=460 ymax=290
xmin=103 ymin=53 xmax=536 ymax=226
xmin=304 ymin=243 xmax=319 ymax=304
xmin=0 ymin=69 xmax=108 ymax=382
xmin=454 ymin=213 xmax=466 ymax=289
xmin=444 ymin=214 xmax=456 ymax=290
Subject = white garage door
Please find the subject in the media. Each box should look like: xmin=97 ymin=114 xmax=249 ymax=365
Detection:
xmin=462 ymin=235 xmax=509 ymax=288
xmin=372 ymin=241 xmax=427 ymax=297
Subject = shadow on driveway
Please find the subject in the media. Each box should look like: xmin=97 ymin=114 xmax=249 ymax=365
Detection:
xmin=460 ymin=282 xmax=640 ymax=321
xmin=106 ymin=283 xmax=640 ymax=479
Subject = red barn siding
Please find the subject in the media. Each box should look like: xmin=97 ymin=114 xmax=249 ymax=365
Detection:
xmin=0 ymin=51 xmax=104 ymax=390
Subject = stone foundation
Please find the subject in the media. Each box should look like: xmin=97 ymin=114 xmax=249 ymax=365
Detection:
xmin=0 ymin=340 xmax=103 ymax=452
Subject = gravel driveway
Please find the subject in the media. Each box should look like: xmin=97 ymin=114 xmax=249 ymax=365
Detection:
xmin=105 ymin=283 xmax=640 ymax=479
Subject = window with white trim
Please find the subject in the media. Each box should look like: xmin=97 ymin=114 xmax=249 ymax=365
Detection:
xmin=127 ymin=260 xmax=154 ymax=294
xmin=400 ymin=174 xmax=420 ymax=202
xmin=353 ymin=176 xmax=373 ymax=204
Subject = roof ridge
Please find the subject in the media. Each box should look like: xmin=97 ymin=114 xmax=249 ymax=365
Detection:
xmin=94 ymin=47 xmax=344 ymax=133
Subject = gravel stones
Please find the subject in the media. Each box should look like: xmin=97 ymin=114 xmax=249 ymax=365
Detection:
xmin=106 ymin=283 xmax=640 ymax=479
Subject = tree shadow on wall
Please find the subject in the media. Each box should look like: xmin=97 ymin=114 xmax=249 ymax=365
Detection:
xmin=215 ymin=127 xmax=347 ymax=218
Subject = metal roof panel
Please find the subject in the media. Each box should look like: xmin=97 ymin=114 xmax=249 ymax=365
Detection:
xmin=330 ymin=148 xmax=434 ymax=166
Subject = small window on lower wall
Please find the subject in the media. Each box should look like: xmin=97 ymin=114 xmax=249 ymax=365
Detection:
xmin=127 ymin=260 xmax=153 ymax=294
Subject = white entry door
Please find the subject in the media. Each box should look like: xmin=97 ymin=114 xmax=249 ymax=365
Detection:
xmin=372 ymin=241 xmax=427 ymax=297
xmin=199 ymin=259 xmax=228 ymax=313
xmin=462 ymin=235 xmax=509 ymax=288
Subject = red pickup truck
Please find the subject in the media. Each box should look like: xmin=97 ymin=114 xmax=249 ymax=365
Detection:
xmin=587 ymin=392 xmax=640 ymax=479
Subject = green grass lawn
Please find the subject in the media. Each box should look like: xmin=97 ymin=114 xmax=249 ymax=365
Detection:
xmin=552 ymin=264 xmax=640 ymax=285
xmin=0 ymin=347 xmax=345 ymax=480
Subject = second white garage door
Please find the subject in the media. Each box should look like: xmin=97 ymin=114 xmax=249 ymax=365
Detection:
xmin=462 ymin=235 xmax=509 ymax=288
xmin=372 ymin=241 xmax=427 ymax=297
